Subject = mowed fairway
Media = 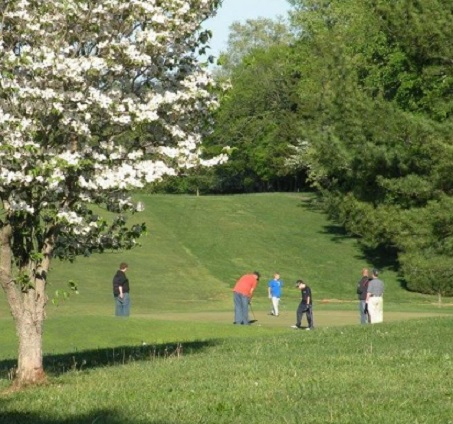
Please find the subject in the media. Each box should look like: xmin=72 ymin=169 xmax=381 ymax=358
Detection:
xmin=1 ymin=193 xmax=452 ymax=423
xmin=0 ymin=193 xmax=444 ymax=318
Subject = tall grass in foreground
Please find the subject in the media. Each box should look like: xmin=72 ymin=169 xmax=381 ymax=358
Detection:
xmin=1 ymin=317 xmax=452 ymax=424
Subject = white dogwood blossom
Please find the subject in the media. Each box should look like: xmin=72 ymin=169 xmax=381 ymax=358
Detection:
xmin=0 ymin=0 xmax=225 ymax=385
xmin=0 ymin=0 xmax=224 ymax=220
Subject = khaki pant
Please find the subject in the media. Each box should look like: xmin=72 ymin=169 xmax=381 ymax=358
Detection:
xmin=271 ymin=296 xmax=280 ymax=316
xmin=368 ymin=296 xmax=383 ymax=323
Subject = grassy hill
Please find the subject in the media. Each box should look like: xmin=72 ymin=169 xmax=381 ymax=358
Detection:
xmin=0 ymin=192 xmax=442 ymax=321
xmin=49 ymin=192 xmax=438 ymax=310
xmin=1 ymin=193 xmax=453 ymax=423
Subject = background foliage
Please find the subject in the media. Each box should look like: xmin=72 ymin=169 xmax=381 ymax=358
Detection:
xmin=161 ymin=0 xmax=453 ymax=296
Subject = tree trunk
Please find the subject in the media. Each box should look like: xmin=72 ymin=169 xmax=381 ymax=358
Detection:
xmin=15 ymin=310 xmax=46 ymax=385
xmin=3 ymin=278 xmax=48 ymax=387
xmin=12 ymin=274 xmax=48 ymax=386
xmin=0 ymin=224 xmax=48 ymax=387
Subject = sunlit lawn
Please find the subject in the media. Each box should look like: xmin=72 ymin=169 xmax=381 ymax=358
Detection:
xmin=1 ymin=193 xmax=452 ymax=423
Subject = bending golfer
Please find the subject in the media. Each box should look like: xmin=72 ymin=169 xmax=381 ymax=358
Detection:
xmin=233 ymin=271 xmax=260 ymax=325
xmin=291 ymin=280 xmax=314 ymax=330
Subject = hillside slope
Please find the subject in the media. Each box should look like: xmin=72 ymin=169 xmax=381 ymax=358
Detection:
xmin=0 ymin=193 xmax=433 ymax=319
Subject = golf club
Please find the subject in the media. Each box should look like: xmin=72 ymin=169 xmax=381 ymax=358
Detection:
xmin=249 ymin=302 xmax=256 ymax=321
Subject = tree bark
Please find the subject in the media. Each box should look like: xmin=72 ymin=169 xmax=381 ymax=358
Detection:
xmin=13 ymin=269 xmax=48 ymax=386
xmin=0 ymin=224 xmax=48 ymax=386
xmin=15 ymin=309 xmax=46 ymax=385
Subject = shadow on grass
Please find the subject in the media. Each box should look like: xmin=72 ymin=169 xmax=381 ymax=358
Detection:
xmin=0 ymin=339 xmax=219 ymax=381
xmin=355 ymin=244 xmax=399 ymax=273
xmin=321 ymin=224 xmax=352 ymax=243
xmin=296 ymin=197 xmax=352 ymax=243
xmin=296 ymin=194 xmax=323 ymax=211
xmin=297 ymin=196 xmax=404 ymax=284
xmin=0 ymin=407 xmax=173 ymax=424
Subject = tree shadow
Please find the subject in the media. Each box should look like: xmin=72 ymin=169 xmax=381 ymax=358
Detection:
xmin=320 ymin=224 xmax=352 ymax=243
xmin=326 ymin=230 xmax=407 ymax=288
xmin=0 ymin=406 xmax=179 ymax=424
xmin=354 ymin=243 xmax=409 ymax=288
xmin=0 ymin=339 xmax=219 ymax=381
xmin=297 ymin=196 xmax=405 ymax=286
xmin=355 ymin=244 xmax=399 ymax=273
xmin=297 ymin=197 xmax=352 ymax=243
xmin=296 ymin=194 xmax=323 ymax=212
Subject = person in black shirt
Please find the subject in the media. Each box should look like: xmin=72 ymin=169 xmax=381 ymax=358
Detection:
xmin=291 ymin=280 xmax=314 ymax=330
xmin=356 ymin=268 xmax=370 ymax=324
xmin=113 ymin=262 xmax=130 ymax=316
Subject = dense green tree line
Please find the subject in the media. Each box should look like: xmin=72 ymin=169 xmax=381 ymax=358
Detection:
xmin=287 ymin=0 xmax=453 ymax=298
xmin=154 ymin=18 xmax=305 ymax=193
xmin=153 ymin=0 xmax=453 ymax=298
xmin=211 ymin=18 xmax=307 ymax=193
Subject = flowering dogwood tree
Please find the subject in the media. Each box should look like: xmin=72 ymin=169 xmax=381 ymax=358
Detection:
xmin=0 ymin=0 xmax=226 ymax=386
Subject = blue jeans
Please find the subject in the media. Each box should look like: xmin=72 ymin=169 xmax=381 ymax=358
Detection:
xmin=359 ymin=300 xmax=368 ymax=324
xmin=233 ymin=292 xmax=250 ymax=325
xmin=115 ymin=293 xmax=130 ymax=317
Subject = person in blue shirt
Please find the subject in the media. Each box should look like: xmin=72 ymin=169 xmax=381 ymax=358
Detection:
xmin=267 ymin=272 xmax=283 ymax=316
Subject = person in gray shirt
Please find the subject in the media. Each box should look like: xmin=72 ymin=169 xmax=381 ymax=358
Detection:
xmin=366 ymin=268 xmax=384 ymax=323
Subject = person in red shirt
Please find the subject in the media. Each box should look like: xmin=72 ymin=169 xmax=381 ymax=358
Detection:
xmin=233 ymin=271 xmax=260 ymax=325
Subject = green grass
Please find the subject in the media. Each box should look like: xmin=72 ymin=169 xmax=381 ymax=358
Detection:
xmin=1 ymin=318 xmax=452 ymax=423
xmin=0 ymin=193 xmax=441 ymax=320
xmin=1 ymin=193 xmax=453 ymax=423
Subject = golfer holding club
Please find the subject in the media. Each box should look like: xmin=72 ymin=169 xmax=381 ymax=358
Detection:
xmin=233 ymin=271 xmax=260 ymax=325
